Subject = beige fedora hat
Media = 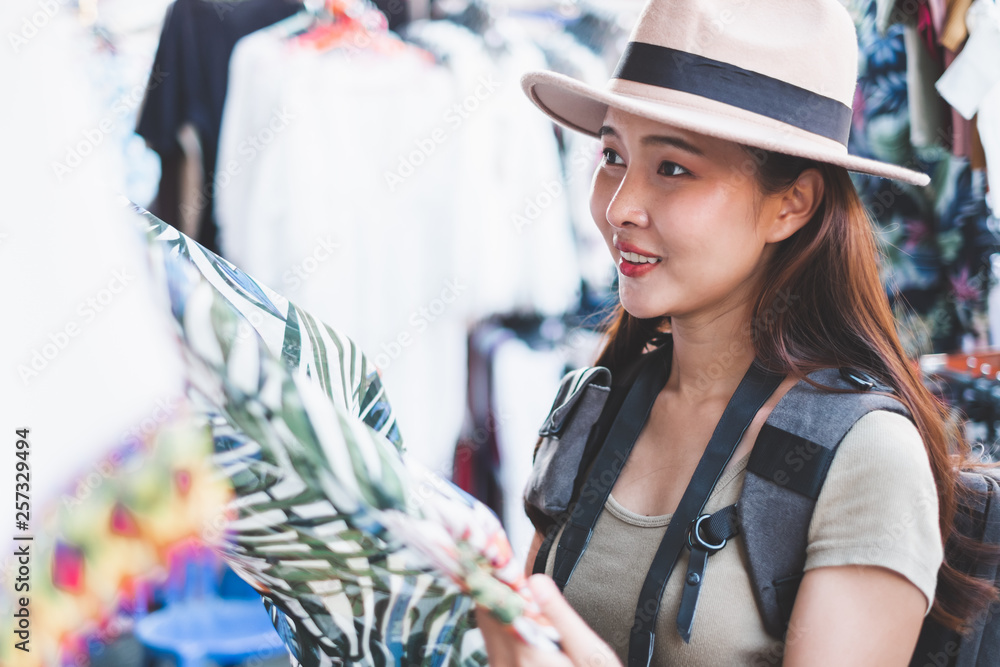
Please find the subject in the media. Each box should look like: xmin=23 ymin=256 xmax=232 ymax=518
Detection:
xmin=521 ymin=0 xmax=931 ymax=187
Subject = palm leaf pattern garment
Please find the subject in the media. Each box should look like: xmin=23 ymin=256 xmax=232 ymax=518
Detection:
xmin=131 ymin=202 xmax=556 ymax=665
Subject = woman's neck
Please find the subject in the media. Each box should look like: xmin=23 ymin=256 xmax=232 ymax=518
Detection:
xmin=665 ymin=303 xmax=757 ymax=405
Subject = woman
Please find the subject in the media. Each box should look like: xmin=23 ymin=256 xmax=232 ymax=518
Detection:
xmin=475 ymin=0 xmax=995 ymax=664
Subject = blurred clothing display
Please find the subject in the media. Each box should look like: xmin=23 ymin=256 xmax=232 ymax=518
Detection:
xmin=9 ymin=0 xmax=1000 ymax=665
xmin=933 ymin=0 xmax=1000 ymax=213
xmin=453 ymin=317 xmax=604 ymax=563
xmin=214 ymin=7 xmax=605 ymax=480
xmin=217 ymin=11 xmax=470 ymax=478
xmin=136 ymin=0 xmax=305 ymax=253
xmin=847 ymin=0 xmax=999 ymax=355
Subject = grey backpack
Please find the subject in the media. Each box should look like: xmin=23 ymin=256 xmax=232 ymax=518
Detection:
xmin=524 ymin=355 xmax=1000 ymax=667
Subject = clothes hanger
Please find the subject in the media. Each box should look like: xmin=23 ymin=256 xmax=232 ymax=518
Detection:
xmin=292 ymin=0 xmax=432 ymax=59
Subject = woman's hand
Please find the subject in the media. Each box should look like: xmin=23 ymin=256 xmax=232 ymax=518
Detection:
xmin=476 ymin=574 xmax=622 ymax=667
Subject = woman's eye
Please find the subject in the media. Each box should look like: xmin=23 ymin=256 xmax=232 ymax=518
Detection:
xmin=602 ymin=148 xmax=624 ymax=166
xmin=659 ymin=161 xmax=689 ymax=177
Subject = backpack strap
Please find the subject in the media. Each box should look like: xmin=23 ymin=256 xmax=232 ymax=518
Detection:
xmin=738 ymin=367 xmax=911 ymax=639
xmin=676 ymin=504 xmax=741 ymax=642
xmin=552 ymin=346 xmax=673 ymax=590
xmin=627 ymin=361 xmax=786 ymax=666
xmin=530 ymin=343 xmax=670 ymax=575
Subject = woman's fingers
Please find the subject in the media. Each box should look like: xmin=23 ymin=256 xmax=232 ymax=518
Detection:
xmin=477 ymin=576 xmax=621 ymax=667
xmin=476 ymin=605 xmax=513 ymax=662
xmin=527 ymin=575 xmax=622 ymax=667
xmin=477 ymin=602 xmax=575 ymax=667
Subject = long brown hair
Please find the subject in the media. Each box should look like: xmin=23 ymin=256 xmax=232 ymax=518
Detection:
xmin=593 ymin=147 xmax=997 ymax=631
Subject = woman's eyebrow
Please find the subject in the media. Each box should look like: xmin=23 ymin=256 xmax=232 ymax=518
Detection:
xmin=597 ymin=125 xmax=705 ymax=157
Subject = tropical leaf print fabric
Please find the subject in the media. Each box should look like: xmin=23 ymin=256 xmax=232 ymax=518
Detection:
xmin=848 ymin=0 xmax=999 ymax=354
xmin=131 ymin=202 xmax=557 ymax=665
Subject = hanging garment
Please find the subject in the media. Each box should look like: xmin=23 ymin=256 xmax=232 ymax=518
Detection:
xmin=941 ymin=0 xmax=975 ymax=50
xmin=136 ymin=0 xmax=303 ymax=253
xmin=399 ymin=17 xmax=583 ymax=320
xmin=453 ymin=323 xmax=515 ymax=526
xmin=935 ymin=0 xmax=1000 ymax=213
xmin=849 ymin=0 xmax=1000 ymax=353
xmin=536 ymin=28 xmax=616 ymax=296
xmin=904 ymin=10 xmax=947 ymax=149
xmin=944 ymin=46 xmax=973 ymax=157
xmin=0 ymin=0 xmax=185 ymax=548
xmin=216 ymin=21 xmax=471 ymax=477
xmin=132 ymin=204 xmax=559 ymax=665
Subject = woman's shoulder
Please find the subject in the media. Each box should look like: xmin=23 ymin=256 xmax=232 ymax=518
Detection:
xmin=833 ymin=409 xmax=929 ymax=478
xmin=805 ymin=409 xmax=943 ymax=613
xmin=815 ymin=407 xmax=934 ymax=511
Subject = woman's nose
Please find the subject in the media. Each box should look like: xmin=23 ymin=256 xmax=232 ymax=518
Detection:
xmin=605 ymin=171 xmax=650 ymax=229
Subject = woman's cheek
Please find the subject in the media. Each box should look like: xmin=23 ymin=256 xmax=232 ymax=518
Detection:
xmin=590 ymin=178 xmax=614 ymax=237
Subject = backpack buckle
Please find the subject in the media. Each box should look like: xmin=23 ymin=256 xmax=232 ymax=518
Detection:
xmin=687 ymin=514 xmax=728 ymax=552
xmin=839 ymin=367 xmax=877 ymax=391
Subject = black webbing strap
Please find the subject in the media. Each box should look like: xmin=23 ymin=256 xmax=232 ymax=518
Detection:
xmin=628 ymin=363 xmax=784 ymax=667
xmin=532 ymin=344 xmax=670 ymax=577
xmin=532 ymin=511 xmax=560 ymax=575
xmin=548 ymin=345 xmax=671 ymax=589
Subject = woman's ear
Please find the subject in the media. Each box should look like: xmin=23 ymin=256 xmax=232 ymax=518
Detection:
xmin=765 ymin=167 xmax=824 ymax=243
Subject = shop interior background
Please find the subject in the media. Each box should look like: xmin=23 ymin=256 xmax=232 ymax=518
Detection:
xmin=0 ymin=0 xmax=997 ymax=664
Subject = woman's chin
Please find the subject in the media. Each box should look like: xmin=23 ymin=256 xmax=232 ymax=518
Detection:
xmin=621 ymin=302 xmax=670 ymax=321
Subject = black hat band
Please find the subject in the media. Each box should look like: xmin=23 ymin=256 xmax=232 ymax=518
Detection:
xmin=612 ymin=41 xmax=853 ymax=146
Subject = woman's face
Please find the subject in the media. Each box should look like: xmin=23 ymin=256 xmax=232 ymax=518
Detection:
xmin=591 ymin=107 xmax=780 ymax=323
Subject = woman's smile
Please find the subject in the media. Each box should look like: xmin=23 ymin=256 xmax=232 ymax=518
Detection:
xmin=615 ymin=238 xmax=663 ymax=278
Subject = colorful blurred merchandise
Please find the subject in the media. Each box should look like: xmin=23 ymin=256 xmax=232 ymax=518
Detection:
xmin=133 ymin=202 xmax=558 ymax=666
xmin=0 ymin=411 xmax=232 ymax=667
xmin=847 ymin=0 xmax=1000 ymax=355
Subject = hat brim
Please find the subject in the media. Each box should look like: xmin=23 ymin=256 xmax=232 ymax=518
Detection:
xmin=521 ymin=70 xmax=931 ymax=188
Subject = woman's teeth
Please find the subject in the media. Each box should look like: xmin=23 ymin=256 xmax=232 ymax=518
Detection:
xmin=621 ymin=250 xmax=661 ymax=264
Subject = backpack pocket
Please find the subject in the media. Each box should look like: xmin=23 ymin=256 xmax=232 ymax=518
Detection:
xmin=524 ymin=367 xmax=611 ymax=522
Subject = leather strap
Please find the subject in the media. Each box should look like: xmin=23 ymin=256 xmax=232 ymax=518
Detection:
xmin=628 ymin=362 xmax=784 ymax=667
xmin=676 ymin=504 xmax=740 ymax=643
xmin=549 ymin=345 xmax=671 ymax=589
xmin=677 ymin=541 xmax=711 ymax=644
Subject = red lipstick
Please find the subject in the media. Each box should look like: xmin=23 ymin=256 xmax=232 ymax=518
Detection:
xmin=615 ymin=240 xmax=662 ymax=278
